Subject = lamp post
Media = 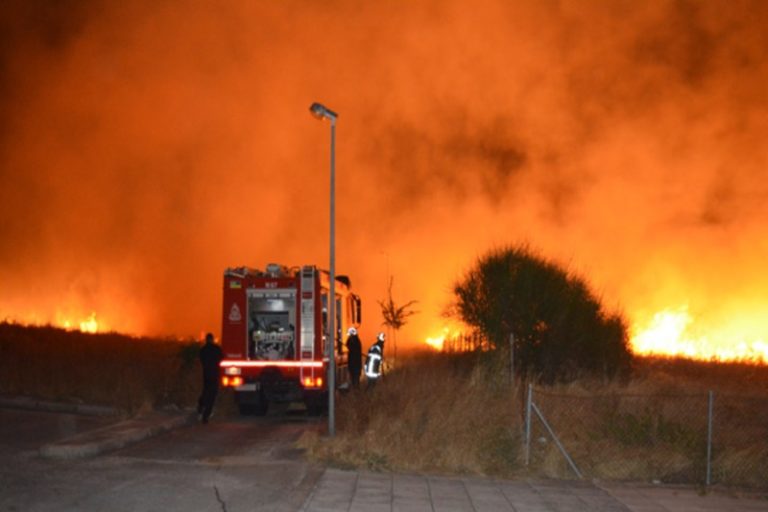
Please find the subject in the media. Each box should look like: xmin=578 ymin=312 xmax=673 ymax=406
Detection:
xmin=380 ymin=250 xmax=392 ymax=363
xmin=309 ymin=101 xmax=338 ymax=437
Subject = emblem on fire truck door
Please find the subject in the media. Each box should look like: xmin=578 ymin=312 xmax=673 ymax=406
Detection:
xmin=228 ymin=303 xmax=242 ymax=323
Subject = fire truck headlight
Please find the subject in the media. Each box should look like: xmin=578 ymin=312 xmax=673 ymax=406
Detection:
xmin=232 ymin=376 xmax=243 ymax=387
xmin=224 ymin=367 xmax=241 ymax=376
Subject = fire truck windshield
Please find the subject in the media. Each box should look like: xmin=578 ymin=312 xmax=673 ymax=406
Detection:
xmin=247 ymin=295 xmax=296 ymax=361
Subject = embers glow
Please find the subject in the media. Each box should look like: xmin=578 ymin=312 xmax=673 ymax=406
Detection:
xmin=630 ymin=306 xmax=768 ymax=363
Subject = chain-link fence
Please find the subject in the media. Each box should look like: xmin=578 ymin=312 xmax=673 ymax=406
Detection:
xmin=710 ymin=393 xmax=768 ymax=488
xmin=523 ymin=386 xmax=768 ymax=489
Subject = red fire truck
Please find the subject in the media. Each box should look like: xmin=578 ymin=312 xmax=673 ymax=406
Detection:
xmin=219 ymin=263 xmax=361 ymax=414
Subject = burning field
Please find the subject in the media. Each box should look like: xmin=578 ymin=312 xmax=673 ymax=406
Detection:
xmin=1 ymin=1 xmax=768 ymax=364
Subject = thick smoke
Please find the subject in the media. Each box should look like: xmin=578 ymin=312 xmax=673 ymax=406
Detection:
xmin=1 ymin=0 xmax=767 ymax=348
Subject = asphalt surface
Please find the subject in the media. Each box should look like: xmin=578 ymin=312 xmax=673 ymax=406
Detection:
xmin=2 ymin=396 xmax=766 ymax=512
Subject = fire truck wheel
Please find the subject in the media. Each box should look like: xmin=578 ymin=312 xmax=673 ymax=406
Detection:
xmin=236 ymin=392 xmax=268 ymax=416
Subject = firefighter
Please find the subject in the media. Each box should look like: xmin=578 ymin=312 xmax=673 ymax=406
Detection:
xmin=346 ymin=327 xmax=362 ymax=389
xmin=197 ymin=332 xmax=223 ymax=424
xmin=364 ymin=332 xmax=385 ymax=391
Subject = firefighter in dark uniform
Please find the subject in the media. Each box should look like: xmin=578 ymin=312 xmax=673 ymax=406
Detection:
xmin=345 ymin=327 xmax=362 ymax=389
xmin=364 ymin=332 xmax=385 ymax=391
xmin=198 ymin=332 xmax=223 ymax=424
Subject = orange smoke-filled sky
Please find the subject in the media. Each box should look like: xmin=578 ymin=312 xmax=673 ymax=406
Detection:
xmin=1 ymin=0 xmax=767 ymax=351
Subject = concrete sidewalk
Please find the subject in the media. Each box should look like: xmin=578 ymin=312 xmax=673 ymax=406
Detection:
xmin=300 ymin=468 xmax=768 ymax=512
xmin=0 ymin=394 xmax=195 ymax=459
xmin=39 ymin=409 xmax=195 ymax=459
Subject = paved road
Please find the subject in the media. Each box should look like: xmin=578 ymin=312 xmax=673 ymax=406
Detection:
xmin=0 ymin=406 xmax=323 ymax=511
xmin=1 ymin=405 xmax=766 ymax=512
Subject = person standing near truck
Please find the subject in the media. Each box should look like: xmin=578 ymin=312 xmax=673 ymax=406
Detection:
xmin=364 ymin=332 xmax=385 ymax=391
xmin=198 ymin=332 xmax=223 ymax=424
xmin=345 ymin=327 xmax=362 ymax=389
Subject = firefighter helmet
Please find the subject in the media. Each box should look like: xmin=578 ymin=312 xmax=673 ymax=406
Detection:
xmin=347 ymin=327 xmax=357 ymax=336
xmin=377 ymin=332 xmax=386 ymax=343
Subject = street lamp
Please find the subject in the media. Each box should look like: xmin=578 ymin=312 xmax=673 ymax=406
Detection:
xmin=309 ymin=101 xmax=338 ymax=437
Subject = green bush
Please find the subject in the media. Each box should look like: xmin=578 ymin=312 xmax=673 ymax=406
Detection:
xmin=451 ymin=245 xmax=632 ymax=383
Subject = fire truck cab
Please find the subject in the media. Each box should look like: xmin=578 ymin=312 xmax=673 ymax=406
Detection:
xmin=219 ymin=263 xmax=361 ymax=415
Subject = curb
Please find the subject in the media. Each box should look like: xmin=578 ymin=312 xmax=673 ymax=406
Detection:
xmin=0 ymin=395 xmax=120 ymax=417
xmin=40 ymin=410 xmax=196 ymax=459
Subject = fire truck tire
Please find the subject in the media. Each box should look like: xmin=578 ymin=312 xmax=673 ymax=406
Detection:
xmin=236 ymin=392 xmax=268 ymax=416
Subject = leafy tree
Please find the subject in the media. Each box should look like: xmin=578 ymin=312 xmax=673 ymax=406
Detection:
xmin=378 ymin=276 xmax=418 ymax=363
xmin=451 ymin=245 xmax=632 ymax=383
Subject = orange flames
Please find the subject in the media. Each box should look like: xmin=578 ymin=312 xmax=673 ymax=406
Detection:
xmin=6 ymin=311 xmax=104 ymax=334
xmin=423 ymin=324 xmax=478 ymax=353
xmin=424 ymin=308 xmax=768 ymax=364
xmin=49 ymin=311 xmax=102 ymax=334
xmin=425 ymin=326 xmax=453 ymax=351
xmin=75 ymin=312 xmax=100 ymax=334
xmin=2 ymin=1 xmax=768 ymax=366
xmin=631 ymin=306 xmax=768 ymax=363
xmin=424 ymin=335 xmax=445 ymax=351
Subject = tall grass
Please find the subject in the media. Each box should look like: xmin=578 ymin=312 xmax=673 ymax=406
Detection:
xmin=300 ymin=349 xmax=524 ymax=477
xmin=0 ymin=322 xmax=202 ymax=413
xmin=3 ymin=321 xmax=766 ymax=487
xmin=300 ymin=349 xmax=768 ymax=488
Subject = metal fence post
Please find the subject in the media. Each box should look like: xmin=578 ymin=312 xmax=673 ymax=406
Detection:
xmin=706 ymin=390 xmax=714 ymax=487
xmin=525 ymin=383 xmax=532 ymax=467
xmin=531 ymin=400 xmax=583 ymax=479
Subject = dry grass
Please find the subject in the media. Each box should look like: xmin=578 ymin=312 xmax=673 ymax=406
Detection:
xmin=300 ymin=349 xmax=523 ymax=477
xmin=631 ymin=355 xmax=768 ymax=394
xmin=0 ymin=321 xmax=203 ymax=413
xmin=300 ymin=350 xmax=768 ymax=490
xmin=2 ymin=322 xmax=766 ymax=489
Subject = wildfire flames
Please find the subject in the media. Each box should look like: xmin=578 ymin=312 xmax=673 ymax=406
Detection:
xmin=425 ymin=327 xmax=452 ymax=352
xmin=2 ymin=1 xmax=768 ymax=366
xmin=7 ymin=311 xmax=103 ymax=334
xmin=74 ymin=312 xmax=100 ymax=334
xmin=425 ymin=307 xmax=768 ymax=364
xmin=631 ymin=307 xmax=768 ymax=363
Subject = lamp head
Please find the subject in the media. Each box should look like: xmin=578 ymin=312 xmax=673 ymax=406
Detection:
xmin=309 ymin=102 xmax=338 ymax=121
